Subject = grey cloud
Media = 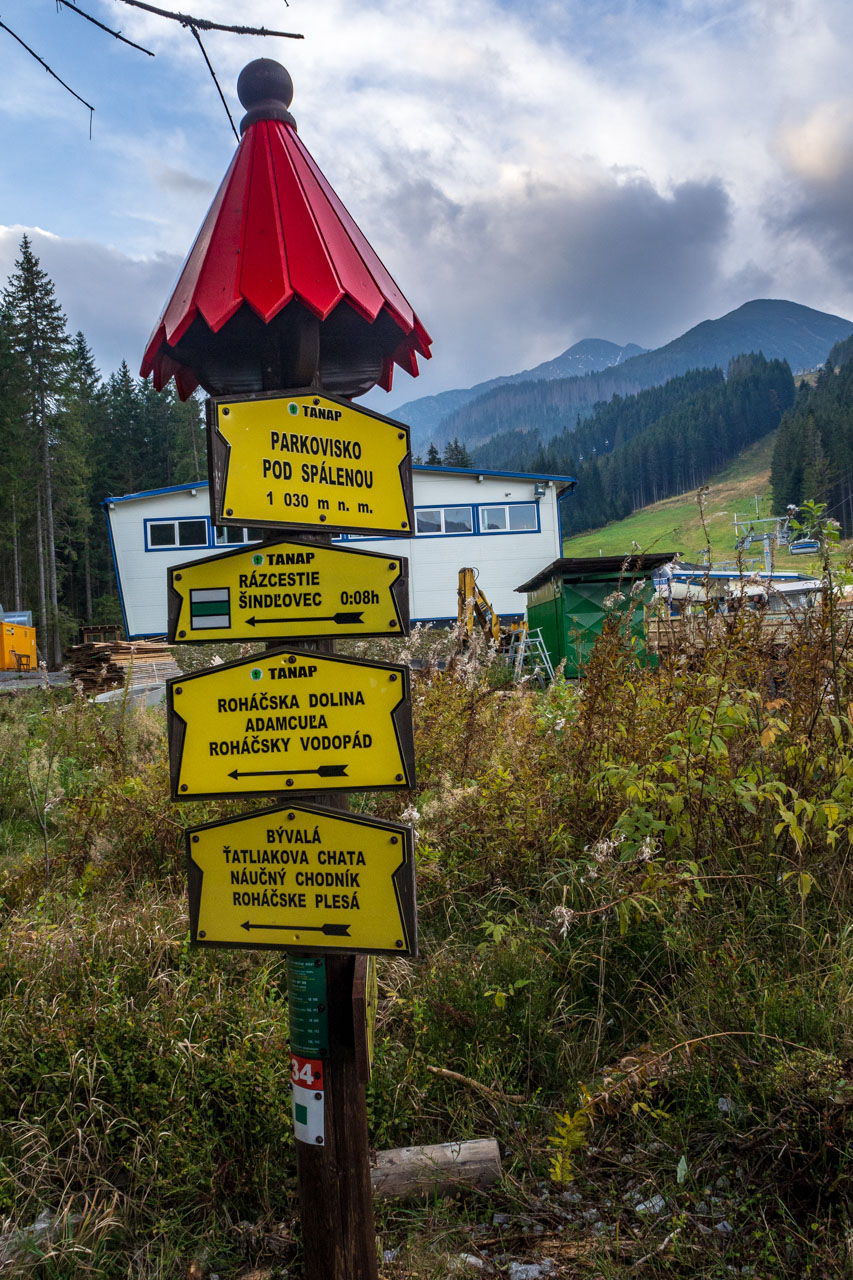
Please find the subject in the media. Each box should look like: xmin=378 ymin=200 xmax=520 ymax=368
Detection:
xmin=371 ymin=175 xmax=464 ymax=241
xmin=0 ymin=229 xmax=182 ymax=377
xmin=719 ymin=260 xmax=776 ymax=302
xmin=373 ymin=168 xmax=733 ymax=404
xmin=151 ymin=163 xmax=218 ymax=198
xmin=770 ymin=167 xmax=853 ymax=276
xmin=0 ymin=166 xmax=734 ymax=405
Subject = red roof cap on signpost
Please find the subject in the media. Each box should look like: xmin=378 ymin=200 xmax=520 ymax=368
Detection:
xmin=141 ymin=59 xmax=432 ymax=400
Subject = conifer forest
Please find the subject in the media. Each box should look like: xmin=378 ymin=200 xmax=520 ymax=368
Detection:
xmin=771 ymin=335 xmax=853 ymax=531
xmin=0 ymin=236 xmax=202 ymax=665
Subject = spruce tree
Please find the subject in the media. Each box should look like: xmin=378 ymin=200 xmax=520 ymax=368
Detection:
xmin=138 ymin=379 xmax=203 ymax=487
xmin=0 ymin=301 xmax=30 ymax=612
xmin=97 ymin=362 xmax=143 ymax=497
xmin=62 ymin=333 xmax=101 ymax=622
xmin=2 ymin=236 xmax=71 ymax=666
xmin=443 ymin=437 xmax=472 ymax=467
xmin=425 ymin=442 xmax=441 ymax=465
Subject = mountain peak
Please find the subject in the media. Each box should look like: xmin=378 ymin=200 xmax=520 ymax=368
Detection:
xmin=645 ymin=298 xmax=853 ymax=375
xmin=400 ymin=299 xmax=853 ymax=455
xmin=393 ymin=337 xmax=644 ymax=445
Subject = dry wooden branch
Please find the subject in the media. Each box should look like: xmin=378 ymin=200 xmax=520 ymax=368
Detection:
xmin=0 ymin=19 xmax=94 ymax=124
xmin=426 ymin=1064 xmax=525 ymax=1104
xmin=112 ymin=0 xmax=303 ymax=39
xmin=57 ymin=1 xmax=155 ymax=55
xmin=631 ymin=1226 xmax=683 ymax=1269
xmin=189 ymin=24 xmax=237 ymax=139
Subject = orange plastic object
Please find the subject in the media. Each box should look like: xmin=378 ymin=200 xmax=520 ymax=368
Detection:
xmin=0 ymin=623 xmax=36 ymax=671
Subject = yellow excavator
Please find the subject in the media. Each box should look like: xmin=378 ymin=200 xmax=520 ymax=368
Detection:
xmin=457 ymin=568 xmax=554 ymax=683
xmin=457 ymin=567 xmax=503 ymax=645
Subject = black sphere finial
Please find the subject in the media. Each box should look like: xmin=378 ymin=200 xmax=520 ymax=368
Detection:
xmin=237 ymin=59 xmax=296 ymax=134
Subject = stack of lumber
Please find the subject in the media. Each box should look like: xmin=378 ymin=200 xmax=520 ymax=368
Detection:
xmin=646 ymin=610 xmax=853 ymax=656
xmin=66 ymin=640 xmax=181 ymax=692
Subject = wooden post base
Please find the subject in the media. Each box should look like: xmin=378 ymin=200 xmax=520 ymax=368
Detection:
xmin=295 ymin=954 xmax=379 ymax=1280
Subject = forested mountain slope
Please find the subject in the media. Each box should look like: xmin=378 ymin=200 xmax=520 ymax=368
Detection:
xmin=393 ymin=337 xmax=644 ymax=444
xmin=561 ymin=431 xmax=779 ymax=564
xmin=771 ymin=334 xmax=853 ymax=537
xmin=508 ymin=354 xmax=794 ymax=539
xmin=413 ymin=300 xmax=851 ymax=454
xmin=472 ymin=366 xmax=723 ymax=471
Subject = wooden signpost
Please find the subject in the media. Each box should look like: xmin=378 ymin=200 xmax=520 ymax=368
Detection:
xmin=163 ymin=384 xmax=419 ymax=1280
xmin=144 ymin=56 xmax=434 ymax=1280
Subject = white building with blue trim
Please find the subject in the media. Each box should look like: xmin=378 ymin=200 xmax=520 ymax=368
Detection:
xmin=104 ymin=465 xmax=576 ymax=638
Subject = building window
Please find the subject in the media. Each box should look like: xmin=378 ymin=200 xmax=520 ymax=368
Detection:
xmin=146 ymin=518 xmax=209 ymax=550
xmin=148 ymin=523 xmax=176 ymax=547
xmin=178 ymin=520 xmax=209 ymax=546
xmin=214 ymin=525 xmax=250 ymax=545
xmin=479 ymin=503 xmax=538 ymax=533
xmin=414 ymin=505 xmax=474 ymax=536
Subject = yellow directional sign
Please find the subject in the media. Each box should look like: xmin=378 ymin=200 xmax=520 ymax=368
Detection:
xmin=207 ymin=389 xmax=413 ymax=536
xmin=167 ymin=649 xmax=415 ymax=800
xmin=186 ymin=803 xmax=417 ymax=957
xmin=168 ymin=539 xmax=409 ymax=644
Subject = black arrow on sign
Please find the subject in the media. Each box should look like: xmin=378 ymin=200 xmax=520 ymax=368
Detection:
xmin=241 ymin=920 xmax=351 ymax=936
xmin=227 ymin=764 xmax=349 ymax=780
xmin=245 ymin=612 xmax=364 ymax=627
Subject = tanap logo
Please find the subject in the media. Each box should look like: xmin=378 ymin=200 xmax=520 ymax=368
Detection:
xmin=250 ymin=668 xmax=263 ymax=681
xmin=288 ymin=402 xmax=299 ymax=416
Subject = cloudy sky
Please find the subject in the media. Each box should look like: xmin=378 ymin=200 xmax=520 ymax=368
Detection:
xmin=1 ymin=0 xmax=852 ymax=409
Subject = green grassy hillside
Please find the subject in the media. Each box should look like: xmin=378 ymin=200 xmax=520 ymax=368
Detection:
xmin=562 ymin=431 xmax=849 ymax=574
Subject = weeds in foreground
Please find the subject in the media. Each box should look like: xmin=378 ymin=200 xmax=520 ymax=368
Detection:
xmin=1 ymin=597 xmax=853 ymax=1275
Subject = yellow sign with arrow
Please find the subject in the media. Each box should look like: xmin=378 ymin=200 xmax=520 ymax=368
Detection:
xmin=167 ymin=649 xmax=414 ymax=800
xmin=207 ymin=390 xmax=413 ymax=536
xmin=168 ymin=539 xmax=409 ymax=643
xmin=186 ymin=803 xmax=417 ymax=956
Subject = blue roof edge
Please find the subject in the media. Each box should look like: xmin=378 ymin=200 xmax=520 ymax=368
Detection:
xmin=414 ymin=464 xmax=576 ymax=483
xmin=103 ymin=467 xmax=577 ymax=506
xmin=102 ymin=481 xmax=208 ymax=505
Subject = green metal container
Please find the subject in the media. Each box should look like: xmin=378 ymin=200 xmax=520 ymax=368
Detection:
xmin=516 ymin=554 xmax=677 ymax=679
